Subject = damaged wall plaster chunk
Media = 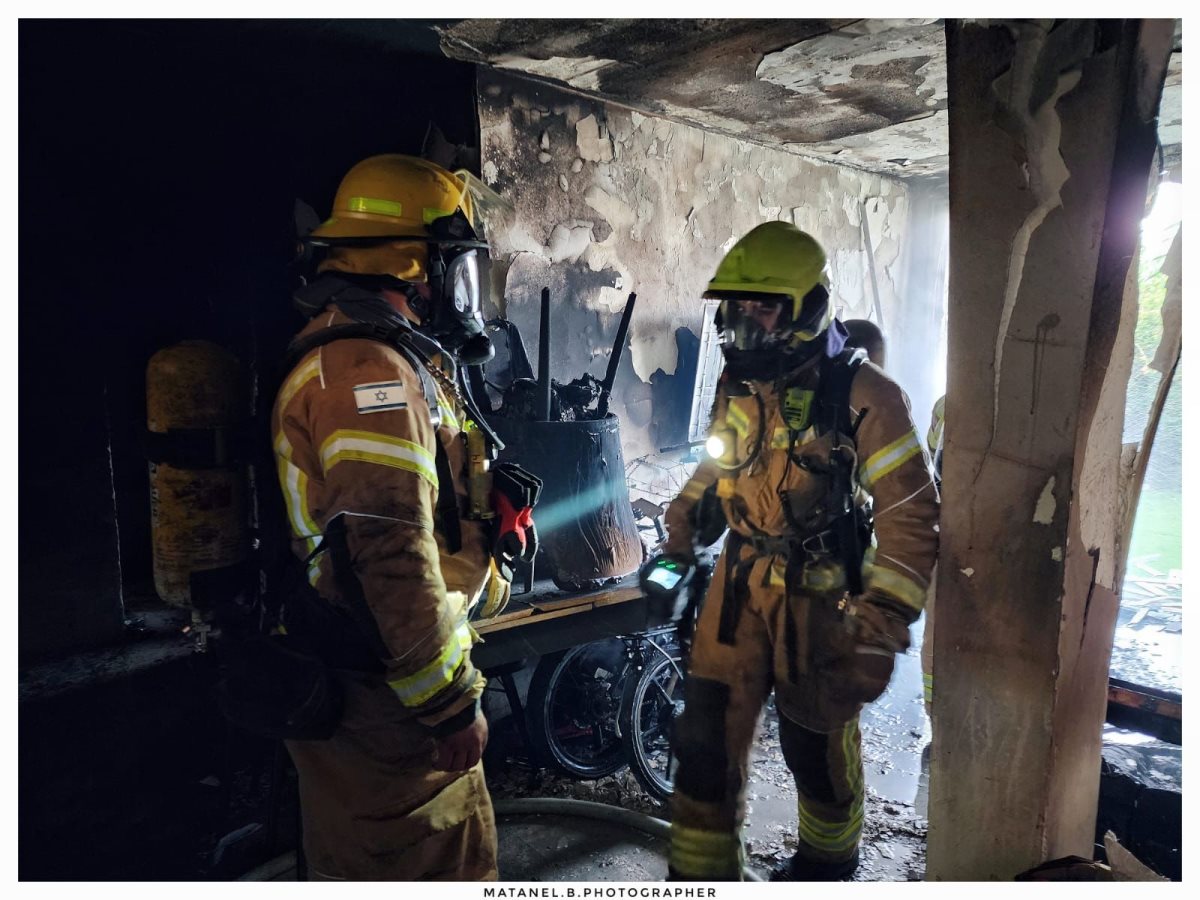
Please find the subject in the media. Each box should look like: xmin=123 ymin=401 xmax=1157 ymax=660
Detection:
xmin=576 ymin=114 xmax=614 ymax=162
xmin=1033 ymin=476 xmax=1057 ymax=524
xmin=583 ymin=184 xmax=634 ymax=233
xmin=547 ymin=224 xmax=594 ymax=264
xmin=1051 ymin=547 xmax=1063 ymax=561
xmin=961 ymin=567 xmax=975 ymax=577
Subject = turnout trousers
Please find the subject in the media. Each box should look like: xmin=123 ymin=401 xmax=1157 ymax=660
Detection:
xmin=286 ymin=670 xmax=498 ymax=881
xmin=669 ymin=539 xmax=865 ymax=880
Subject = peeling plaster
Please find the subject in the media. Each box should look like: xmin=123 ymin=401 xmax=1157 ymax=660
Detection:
xmin=1051 ymin=547 xmax=1063 ymax=562
xmin=547 ymin=223 xmax=594 ymax=264
xmin=479 ymin=71 xmax=925 ymax=461
xmin=961 ymin=567 xmax=975 ymax=578
xmin=1033 ymin=476 xmax=1057 ymax=525
xmin=492 ymin=53 xmax=619 ymax=92
xmin=758 ymin=21 xmax=946 ymax=104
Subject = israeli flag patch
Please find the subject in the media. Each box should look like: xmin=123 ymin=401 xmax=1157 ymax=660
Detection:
xmin=353 ymin=381 xmax=407 ymax=414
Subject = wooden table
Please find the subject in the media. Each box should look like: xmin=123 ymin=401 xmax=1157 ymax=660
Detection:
xmin=470 ymin=575 xmax=659 ymax=671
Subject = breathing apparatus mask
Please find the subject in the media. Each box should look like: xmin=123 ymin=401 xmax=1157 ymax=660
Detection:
xmin=705 ymin=282 xmax=830 ymax=381
xmin=709 ymin=282 xmax=831 ymax=381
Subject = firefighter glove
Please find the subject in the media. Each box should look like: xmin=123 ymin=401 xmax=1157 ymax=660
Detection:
xmin=833 ymin=594 xmax=911 ymax=706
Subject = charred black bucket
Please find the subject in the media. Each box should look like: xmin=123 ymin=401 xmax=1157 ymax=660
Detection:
xmin=493 ymin=415 xmax=642 ymax=592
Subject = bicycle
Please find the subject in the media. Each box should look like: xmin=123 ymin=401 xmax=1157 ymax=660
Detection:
xmin=618 ymin=628 xmax=684 ymax=802
xmin=525 ymin=625 xmax=682 ymax=801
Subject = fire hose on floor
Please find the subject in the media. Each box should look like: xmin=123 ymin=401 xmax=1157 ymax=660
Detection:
xmin=493 ymin=797 xmax=766 ymax=882
xmin=237 ymin=797 xmax=765 ymax=881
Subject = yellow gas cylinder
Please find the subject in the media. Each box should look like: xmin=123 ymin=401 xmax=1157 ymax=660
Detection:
xmin=146 ymin=340 xmax=248 ymax=609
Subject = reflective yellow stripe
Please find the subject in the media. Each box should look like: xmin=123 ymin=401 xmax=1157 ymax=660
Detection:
xmin=797 ymin=800 xmax=863 ymax=853
xmin=923 ymin=672 xmax=934 ymax=703
xmin=278 ymin=356 xmax=321 ymax=415
xmin=927 ymin=395 xmax=945 ymax=454
xmin=860 ymin=429 xmax=922 ymax=489
xmin=387 ymin=623 xmax=472 ymax=707
xmin=726 ymin=401 xmax=750 ymax=438
xmin=274 ymin=429 xmax=292 ymax=460
xmin=681 ymin=478 xmax=708 ymax=501
xmin=434 ymin=385 xmax=461 ymax=430
xmin=669 ymin=825 xmax=743 ymax=879
xmin=798 ymin=721 xmax=864 ymax=854
xmin=803 ymin=547 xmax=884 ymax=595
xmin=843 ymin=717 xmax=863 ymax=794
xmin=348 ymin=196 xmax=403 ymax=218
xmin=800 ymin=558 xmax=844 ymax=593
xmin=320 ymin=429 xmax=437 ymax=488
xmin=456 ymin=620 xmax=475 ymax=653
xmin=769 ymin=557 xmax=788 ymax=587
xmin=422 ymin=206 xmax=454 ymax=224
xmin=868 ymin=564 xmax=927 ymax=613
xmin=276 ymin=455 xmax=320 ymax=559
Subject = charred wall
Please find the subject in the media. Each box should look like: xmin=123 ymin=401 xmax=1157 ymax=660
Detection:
xmin=477 ymin=69 xmax=944 ymax=472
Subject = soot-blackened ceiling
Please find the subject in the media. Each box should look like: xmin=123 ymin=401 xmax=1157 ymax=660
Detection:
xmin=436 ymin=18 xmax=950 ymax=178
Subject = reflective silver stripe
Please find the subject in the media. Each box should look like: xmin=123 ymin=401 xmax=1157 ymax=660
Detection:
xmin=276 ymin=455 xmax=319 ymax=559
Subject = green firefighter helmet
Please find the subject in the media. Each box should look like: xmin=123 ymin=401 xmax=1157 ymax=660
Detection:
xmin=706 ymin=222 xmax=833 ymax=375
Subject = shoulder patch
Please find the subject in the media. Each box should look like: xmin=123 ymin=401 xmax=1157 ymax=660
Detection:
xmin=353 ymin=381 xmax=407 ymax=414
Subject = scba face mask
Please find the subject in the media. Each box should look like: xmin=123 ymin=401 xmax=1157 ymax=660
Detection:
xmin=425 ymin=244 xmax=493 ymax=364
xmin=422 ymin=210 xmax=493 ymax=364
xmin=711 ymin=293 xmax=795 ymax=352
xmin=709 ymin=284 xmax=832 ymax=379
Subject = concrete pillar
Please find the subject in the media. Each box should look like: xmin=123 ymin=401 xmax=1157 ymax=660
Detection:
xmin=927 ymin=20 xmax=1174 ymax=880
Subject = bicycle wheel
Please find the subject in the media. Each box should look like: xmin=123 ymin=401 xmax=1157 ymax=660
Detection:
xmin=620 ymin=646 xmax=684 ymax=802
xmin=526 ymin=639 xmax=629 ymax=779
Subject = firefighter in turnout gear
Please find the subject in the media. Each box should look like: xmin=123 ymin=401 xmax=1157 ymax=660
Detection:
xmin=658 ymin=223 xmax=939 ymax=881
xmin=272 ymin=155 xmax=524 ymax=881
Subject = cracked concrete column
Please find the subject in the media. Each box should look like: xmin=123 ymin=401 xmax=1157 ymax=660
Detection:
xmin=926 ymin=19 xmax=1174 ymax=880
